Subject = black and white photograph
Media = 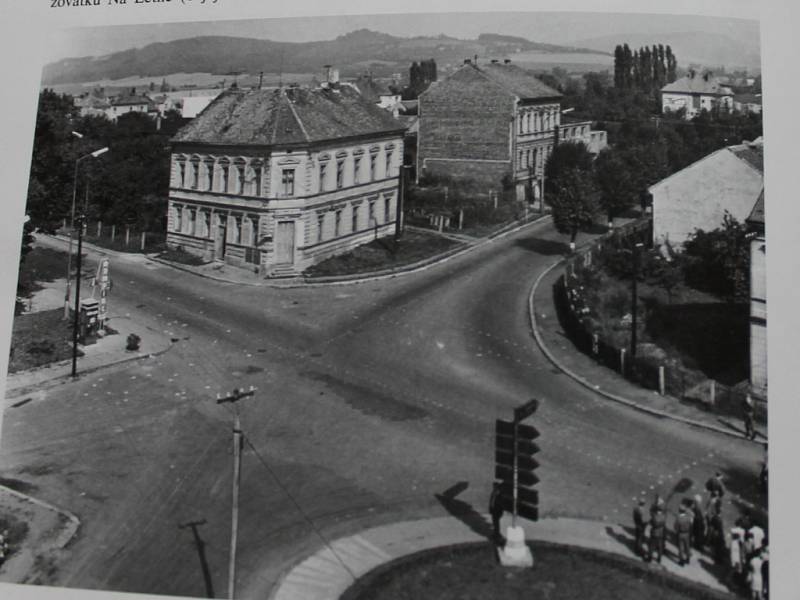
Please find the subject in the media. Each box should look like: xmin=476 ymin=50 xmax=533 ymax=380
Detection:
xmin=0 ymin=2 xmax=796 ymax=599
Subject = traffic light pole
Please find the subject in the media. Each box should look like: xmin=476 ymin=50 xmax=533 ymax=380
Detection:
xmin=217 ymin=386 xmax=256 ymax=600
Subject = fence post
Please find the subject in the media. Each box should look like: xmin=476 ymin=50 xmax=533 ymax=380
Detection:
xmin=620 ymin=348 xmax=626 ymax=375
xmin=141 ymin=232 xmax=146 ymax=251
xmin=709 ymin=380 xmax=716 ymax=406
xmin=97 ymin=221 xmax=101 ymax=237
xmin=125 ymin=227 xmax=130 ymax=247
xmin=438 ymin=216 xmax=443 ymax=233
xmin=585 ymin=250 xmax=591 ymax=266
xmin=658 ymin=366 xmax=665 ymax=396
xmin=493 ymin=193 xmax=498 ymax=210
xmin=592 ymin=333 xmax=599 ymax=355
xmin=63 ymin=218 xmax=67 ymax=230
xmin=458 ymin=209 xmax=464 ymax=230
xmin=111 ymin=225 xmax=116 ymax=242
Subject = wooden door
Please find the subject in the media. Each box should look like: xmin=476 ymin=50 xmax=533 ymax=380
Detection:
xmin=274 ymin=221 xmax=295 ymax=265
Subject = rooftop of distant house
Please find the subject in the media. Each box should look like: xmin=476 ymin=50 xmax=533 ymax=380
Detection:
xmin=172 ymin=85 xmax=406 ymax=147
xmin=111 ymin=92 xmax=156 ymax=107
xmin=661 ymin=71 xmax=733 ymax=96
xmin=424 ymin=59 xmax=562 ymax=101
xmin=354 ymin=74 xmax=397 ymax=103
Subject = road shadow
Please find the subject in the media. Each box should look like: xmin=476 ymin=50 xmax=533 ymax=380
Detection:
xmin=604 ymin=525 xmax=642 ymax=558
xmin=515 ymin=237 xmax=569 ymax=256
xmin=434 ymin=482 xmax=494 ymax=543
xmin=179 ymin=519 xmax=215 ymax=599
xmin=695 ymin=555 xmax=738 ymax=595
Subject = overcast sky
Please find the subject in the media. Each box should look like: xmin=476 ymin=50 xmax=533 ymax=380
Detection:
xmin=48 ymin=11 xmax=758 ymax=63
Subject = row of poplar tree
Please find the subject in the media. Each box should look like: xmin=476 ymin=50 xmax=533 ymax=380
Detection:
xmin=613 ymin=44 xmax=678 ymax=93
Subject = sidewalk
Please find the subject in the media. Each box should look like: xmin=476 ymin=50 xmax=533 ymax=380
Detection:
xmin=267 ymin=515 xmax=729 ymax=600
xmin=530 ymin=260 xmax=766 ymax=443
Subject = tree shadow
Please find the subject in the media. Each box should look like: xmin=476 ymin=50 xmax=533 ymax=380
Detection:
xmin=695 ymin=555 xmax=740 ymax=596
xmin=178 ymin=519 xmax=215 ymax=599
xmin=515 ymin=237 xmax=570 ymax=256
xmin=434 ymin=481 xmax=494 ymax=543
xmin=717 ymin=464 xmax=768 ymax=526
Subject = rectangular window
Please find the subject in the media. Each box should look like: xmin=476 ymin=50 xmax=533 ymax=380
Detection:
xmin=368 ymin=200 xmax=375 ymax=224
xmin=369 ymin=154 xmax=376 ymax=181
xmin=352 ymin=206 xmax=359 ymax=232
xmin=253 ymin=168 xmax=262 ymax=196
xmin=336 ymin=160 xmax=345 ymax=189
xmin=385 ymin=152 xmax=392 ymax=177
xmin=334 ymin=210 xmax=342 ymax=237
xmin=222 ymin=166 xmax=229 ymax=193
xmin=317 ymin=213 xmax=324 ymax=242
xmin=319 ymin=162 xmax=327 ymax=192
xmin=282 ymin=169 xmax=295 ymax=196
xmin=173 ymin=205 xmax=182 ymax=231
xmin=205 ymin=162 xmax=215 ymax=191
xmin=178 ymin=162 xmax=186 ymax=188
xmin=354 ymin=156 xmax=361 ymax=185
xmin=237 ymin=166 xmax=246 ymax=195
xmin=190 ymin=162 xmax=199 ymax=189
xmin=187 ymin=208 xmax=196 ymax=235
xmin=384 ymin=197 xmax=391 ymax=223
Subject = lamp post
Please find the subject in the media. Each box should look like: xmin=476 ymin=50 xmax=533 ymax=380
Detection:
xmin=64 ymin=146 xmax=109 ymax=319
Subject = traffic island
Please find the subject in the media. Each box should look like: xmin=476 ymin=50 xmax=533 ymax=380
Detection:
xmin=340 ymin=541 xmax=731 ymax=600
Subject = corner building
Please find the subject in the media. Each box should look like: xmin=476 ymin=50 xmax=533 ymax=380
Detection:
xmin=167 ymin=85 xmax=405 ymax=276
xmin=417 ymin=60 xmax=563 ymax=203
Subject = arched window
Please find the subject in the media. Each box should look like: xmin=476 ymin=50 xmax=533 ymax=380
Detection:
xmin=203 ymin=158 xmax=215 ymax=191
xmin=219 ymin=158 xmax=230 ymax=193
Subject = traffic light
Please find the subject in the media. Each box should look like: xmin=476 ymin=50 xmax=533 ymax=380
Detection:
xmin=494 ymin=399 xmax=541 ymax=522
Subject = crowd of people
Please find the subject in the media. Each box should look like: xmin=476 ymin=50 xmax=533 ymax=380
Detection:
xmin=632 ymin=472 xmax=769 ymax=599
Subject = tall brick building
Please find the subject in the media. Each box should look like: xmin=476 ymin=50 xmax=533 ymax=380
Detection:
xmin=417 ymin=60 xmax=563 ymax=203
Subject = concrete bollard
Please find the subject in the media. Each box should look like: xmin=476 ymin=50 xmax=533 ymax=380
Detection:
xmin=620 ymin=348 xmax=626 ymax=375
xmin=709 ymin=380 xmax=716 ymax=406
xmin=493 ymin=193 xmax=498 ymax=210
xmin=438 ymin=216 xmax=444 ymax=233
xmin=459 ymin=209 xmax=464 ymax=230
xmin=111 ymin=225 xmax=116 ymax=241
xmin=658 ymin=366 xmax=665 ymax=395
xmin=141 ymin=232 xmax=146 ymax=251
xmin=125 ymin=227 xmax=130 ymax=247
xmin=97 ymin=221 xmax=102 ymax=237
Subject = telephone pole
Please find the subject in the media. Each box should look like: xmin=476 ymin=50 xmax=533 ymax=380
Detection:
xmin=216 ymin=386 xmax=256 ymax=600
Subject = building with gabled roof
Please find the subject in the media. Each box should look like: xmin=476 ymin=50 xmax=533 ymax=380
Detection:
xmin=167 ymin=85 xmax=406 ymax=276
xmin=105 ymin=90 xmax=158 ymax=121
xmin=649 ymin=138 xmax=764 ymax=248
xmin=661 ymin=71 xmax=734 ymax=119
xmin=417 ymin=59 xmax=604 ymax=204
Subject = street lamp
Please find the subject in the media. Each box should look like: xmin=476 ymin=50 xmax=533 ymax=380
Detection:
xmin=64 ymin=145 xmax=109 ymax=319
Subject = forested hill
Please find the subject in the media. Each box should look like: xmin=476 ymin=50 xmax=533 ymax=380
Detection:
xmin=42 ymin=29 xmax=609 ymax=84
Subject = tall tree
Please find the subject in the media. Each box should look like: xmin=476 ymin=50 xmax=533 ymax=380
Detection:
xmin=593 ymin=147 xmax=640 ymax=228
xmin=614 ymin=45 xmax=624 ymax=88
xmin=666 ymin=46 xmax=677 ymax=82
xmin=544 ymin=141 xmax=594 ymax=197
xmin=549 ymin=167 xmax=599 ymax=252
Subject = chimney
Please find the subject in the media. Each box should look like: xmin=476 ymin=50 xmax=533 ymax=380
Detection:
xmin=504 ymin=59 xmax=511 ymax=64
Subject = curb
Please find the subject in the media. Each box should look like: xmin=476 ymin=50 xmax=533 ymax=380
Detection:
xmin=4 ymin=338 xmax=175 ymax=400
xmin=527 ymin=258 xmax=764 ymax=443
xmin=0 ymin=484 xmax=80 ymax=549
xmin=145 ymin=215 xmax=552 ymax=289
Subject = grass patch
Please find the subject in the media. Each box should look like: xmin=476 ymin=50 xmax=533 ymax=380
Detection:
xmin=16 ymin=247 xmax=70 ymax=306
xmin=8 ymin=308 xmax=81 ymax=373
xmin=342 ymin=542 xmax=729 ymax=600
xmin=82 ymin=231 xmax=167 ymax=254
xmin=0 ymin=512 xmax=30 ymax=556
xmin=304 ymin=232 xmax=462 ymax=278
xmin=156 ymin=247 xmax=208 ymax=266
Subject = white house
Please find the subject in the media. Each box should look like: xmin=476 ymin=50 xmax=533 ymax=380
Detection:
xmin=661 ymin=71 xmax=734 ymax=119
xmin=167 ymin=84 xmax=406 ymax=277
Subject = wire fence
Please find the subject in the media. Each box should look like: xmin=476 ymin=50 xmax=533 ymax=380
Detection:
xmin=555 ymin=218 xmax=766 ymax=424
xmin=62 ymin=220 xmax=167 ymax=254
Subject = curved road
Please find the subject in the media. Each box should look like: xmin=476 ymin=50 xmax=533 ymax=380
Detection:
xmin=0 ymin=219 xmax=763 ymax=598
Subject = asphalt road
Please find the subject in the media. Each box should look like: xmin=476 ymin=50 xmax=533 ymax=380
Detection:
xmin=0 ymin=220 xmax=765 ymax=598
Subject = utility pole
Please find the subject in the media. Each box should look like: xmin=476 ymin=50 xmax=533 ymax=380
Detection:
xmin=71 ymin=213 xmax=85 ymax=378
xmin=630 ymin=242 xmax=644 ymax=361
xmin=216 ymin=386 xmax=256 ymax=600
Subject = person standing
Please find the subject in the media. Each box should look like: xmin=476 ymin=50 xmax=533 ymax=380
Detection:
xmin=633 ymin=499 xmax=646 ymax=557
xmin=489 ymin=482 xmax=505 ymax=545
xmin=692 ymin=494 xmax=707 ymax=550
xmin=743 ymin=395 xmax=756 ymax=440
xmin=761 ymin=544 xmax=769 ymax=599
xmin=730 ymin=522 xmax=745 ymax=587
xmin=748 ymin=548 xmax=764 ymax=600
xmin=648 ymin=506 xmax=666 ymax=564
xmin=675 ymin=505 xmax=693 ymax=565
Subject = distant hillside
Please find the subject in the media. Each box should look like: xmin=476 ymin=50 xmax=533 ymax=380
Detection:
xmin=42 ymin=29 xmax=609 ymax=85
xmin=572 ymin=31 xmax=761 ymax=71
